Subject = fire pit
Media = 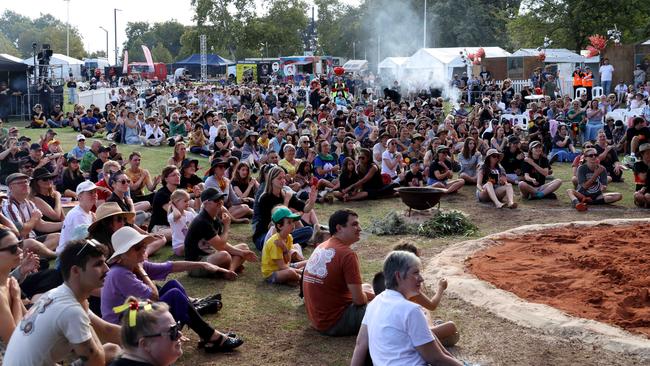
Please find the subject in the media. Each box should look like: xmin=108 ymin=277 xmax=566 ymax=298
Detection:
xmin=395 ymin=187 xmax=446 ymax=215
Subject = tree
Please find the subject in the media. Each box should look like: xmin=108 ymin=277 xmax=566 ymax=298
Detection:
xmin=87 ymin=50 xmax=107 ymax=58
xmin=0 ymin=10 xmax=86 ymax=59
xmin=123 ymin=20 xmax=187 ymax=62
xmin=0 ymin=32 xmax=19 ymax=55
xmin=508 ymin=0 xmax=650 ymax=52
xmin=190 ymin=0 xmax=255 ymax=59
xmin=151 ymin=42 xmax=173 ymax=63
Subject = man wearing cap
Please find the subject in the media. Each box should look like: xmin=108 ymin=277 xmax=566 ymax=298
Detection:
xmin=519 ymin=140 xmax=561 ymax=200
xmin=58 ymin=181 xmax=97 ymax=254
xmin=26 ymin=142 xmax=54 ymax=173
xmin=567 ymin=147 xmax=622 ymax=211
xmin=79 ymin=108 xmax=101 ymax=136
xmin=184 ymin=187 xmax=257 ymax=277
xmin=2 ymin=173 xmax=62 ymax=251
xmin=68 ymin=134 xmax=91 ymax=161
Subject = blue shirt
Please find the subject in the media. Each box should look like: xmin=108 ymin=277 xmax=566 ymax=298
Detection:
xmin=80 ymin=116 xmax=98 ymax=127
xmin=68 ymin=145 xmax=90 ymax=160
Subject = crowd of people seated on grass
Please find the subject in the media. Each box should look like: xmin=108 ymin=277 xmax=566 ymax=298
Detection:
xmin=0 ymin=72 xmax=649 ymax=365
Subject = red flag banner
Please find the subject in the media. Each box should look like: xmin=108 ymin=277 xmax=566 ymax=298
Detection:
xmin=141 ymin=45 xmax=154 ymax=72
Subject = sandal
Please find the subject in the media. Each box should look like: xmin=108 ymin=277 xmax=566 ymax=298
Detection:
xmin=198 ymin=334 xmax=244 ymax=353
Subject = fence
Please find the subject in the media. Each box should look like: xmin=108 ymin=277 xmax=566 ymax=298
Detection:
xmin=7 ymin=93 xmax=65 ymax=122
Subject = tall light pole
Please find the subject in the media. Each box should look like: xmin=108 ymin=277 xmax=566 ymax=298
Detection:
xmin=114 ymin=8 xmax=122 ymax=65
xmin=64 ymin=0 xmax=70 ymax=56
xmin=423 ymin=0 xmax=427 ymax=49
xmin=99 ymin=27 xmax=109 ymax=60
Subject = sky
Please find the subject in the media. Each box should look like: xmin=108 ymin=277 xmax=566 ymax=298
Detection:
xmin=1 ymin=0 xmax=360 ymax=63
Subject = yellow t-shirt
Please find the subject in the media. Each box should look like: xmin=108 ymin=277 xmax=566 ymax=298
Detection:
xmin=279 ymin=158 xmax=301 ymax=178
xmin=258 ymin=136 xmax=270 ymax=149
xmin=261 ymin=233 xmax=293 ymax=278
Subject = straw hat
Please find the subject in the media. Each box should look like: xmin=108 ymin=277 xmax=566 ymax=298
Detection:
xmin=107 ymin=226 xmax=155 ymax=264
xmin=88 ymin=202 xmax=135 ymax=233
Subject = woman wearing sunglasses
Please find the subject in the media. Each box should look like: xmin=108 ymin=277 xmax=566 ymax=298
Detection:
xmin=29 ymin=167 xmax=64 ymax=224
xmin=0 ymin=229 xmax=26 ymax=363
xmin=111 ymin=298 xmax=182 ymax=366
xmin=101 ymin=226 xmax=242 ymax=353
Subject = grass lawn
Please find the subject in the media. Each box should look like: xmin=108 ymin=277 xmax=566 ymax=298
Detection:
xmin=11 ymin=122 xmax=650 ymax=365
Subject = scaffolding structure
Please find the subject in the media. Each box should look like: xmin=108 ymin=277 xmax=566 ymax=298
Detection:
xmin=200 ymin=34 xmax=207 ymax=82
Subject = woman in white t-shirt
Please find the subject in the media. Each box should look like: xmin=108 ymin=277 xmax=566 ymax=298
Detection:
xmin=351 ymin=251 xmax=463 ymax=366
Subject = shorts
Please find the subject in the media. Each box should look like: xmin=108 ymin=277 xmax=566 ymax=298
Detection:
xmin=578 ymin=191 xmax=605 ymax=204
xmin=322 ymin=303 xmax=367 ymax=337
xmin=265 ymin=271 xmax=279 ymax=284
xmin=187 ymin=256 xmax=212 ymax=277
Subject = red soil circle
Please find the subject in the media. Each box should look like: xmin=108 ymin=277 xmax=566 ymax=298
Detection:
xmin=466 ymin=223 xmax=650 ymax=337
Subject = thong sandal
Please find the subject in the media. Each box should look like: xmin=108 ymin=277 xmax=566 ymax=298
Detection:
xmin=198 ymin=334 xmax=243 ymax=353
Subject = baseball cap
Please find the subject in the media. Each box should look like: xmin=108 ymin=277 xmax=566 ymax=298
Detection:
xmin=200 ymin=187 xmax=226 ymax=202
xmin=76 ymin=134 xmax=86 ymax=141
xmin=30 ymin=143 xmax=42 ymax=151
xmin=639 ymin=143 xmax=650 ymax=153
xmin=271 ymin=206 xmax=301 ymax=224
xmin=76 ymin=180 xmax=97 ymax=196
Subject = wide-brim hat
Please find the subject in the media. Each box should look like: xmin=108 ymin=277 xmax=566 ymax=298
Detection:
xmin=639 ymin=143 xmax=650 ymax=154
xmin=181 ymin=158 xmax=199 ymax=170
xmin=485 ymin=148 xmax=503 ymax=158
xmin=207 ymin=158 xmax=229 ymax=176
xmin=107 ymin=226 xmax=155 ymax=264
xmin=88 ymin=202 xmax=136 ymax=233
xmin=31 ymin=167 xmax=57 ymax=181
xmin=436 ymin=145 xmax=450 ymax=154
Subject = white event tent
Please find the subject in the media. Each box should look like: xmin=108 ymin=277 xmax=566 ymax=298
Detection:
xmin=22 ymin=53 xmax=83 ymax=80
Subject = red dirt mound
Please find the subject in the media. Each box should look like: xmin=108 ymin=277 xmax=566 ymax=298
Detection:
xmin=467 ymin=223 xmax=650 ymax=337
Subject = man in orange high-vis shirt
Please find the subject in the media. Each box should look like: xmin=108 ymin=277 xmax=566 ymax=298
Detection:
xmin=582 ymin=66 xmax=594 ymax=100
xmin=572 ymin=66 xmax=583 ymax=97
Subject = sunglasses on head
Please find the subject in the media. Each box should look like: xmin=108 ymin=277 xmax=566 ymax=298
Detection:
xmin=142 ymin=322 xmax=181 ymax=342
xmin=0 ymin=240 xmax=23 ymax=255
xmin=76 ymin=238 xmax=101 ymax=256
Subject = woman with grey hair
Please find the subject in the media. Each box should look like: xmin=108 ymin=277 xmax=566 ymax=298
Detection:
xmin=351 ymin=251 xmax=462 ymax=366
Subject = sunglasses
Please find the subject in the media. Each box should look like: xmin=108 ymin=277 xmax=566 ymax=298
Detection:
xmin=142 ymin=323 xmax=181 ymax=342
xmin=584 ymin=153 xmax=597 ymax=158
xmin=76 ymin=239 xmax=101 ymax=256
xmin=117 ymin=179 xmax=131 ymax=185
xmin=0 ymin=240 xmax=23 ymax=255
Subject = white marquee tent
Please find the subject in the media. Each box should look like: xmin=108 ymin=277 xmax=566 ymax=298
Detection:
xmin=22 ymin=53 xmax=83 ymax=80
xmin=403 ymin=47 xmax=511 ymax=80
xmin=378 ymin=57 xmax=409 ymax=79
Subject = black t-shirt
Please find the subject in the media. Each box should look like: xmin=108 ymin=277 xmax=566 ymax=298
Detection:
xmin=179 ymin=174 xmax=203 ymax=195
xmin=522 ymin=156 xmax=549 ymax=187
xmin=428 ymin=159 xmax=452 ymax=181
xmin=339 ymin=171 xmax=359 ymax=190
xmin=58 ymin=170 xmax=85 ymax=194
xmin=90 ymin=158 xmax=105 ymax=182
xmin=109 ymin=357 xmax=153 ymax=366
xmin=66 ymin=81 xmax=77 ymax=88
xmin=633 ymin=160 xmax=649 ymax=191
xmin=626 ymin=127 xmax=650 ymax=151
xmin=0 ymin=151 xmax=20 ymax=182
xmin=106 ymin=193 xmax=130 ymax=212
xmin=552 ymin=134 xmax=572 ymax=149
xmin=501 ymin=149 xmax=523 ymax=174
xmin=148 ymin=186 xmax=173 ymax=231
xmin=252 ymin=192 xmax=305 ymax=242
xmin=594 ymin=144 xmax=618 ymax=169
xmin=185 ymin=209 xmax=223 ymax=261
xmin=402 ymin=170 xmax=424 ymax=186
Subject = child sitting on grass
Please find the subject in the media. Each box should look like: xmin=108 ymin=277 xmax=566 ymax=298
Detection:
xmin=168 ymin=189 xmax=197 ymax=256
xmin=261 ymin=206 xmax=307 ymax=285
xmin=372 ymin=242 xmax=460 ymax=347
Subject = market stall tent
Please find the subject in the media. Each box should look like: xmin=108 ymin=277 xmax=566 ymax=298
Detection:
xmin=404 ymin=47 xmax=511 ymax=81
xmin=172 ymin=54 xmax=234 ymax=79
xmin=378 ymin=57 xmax=409 ymax=80
xmin=511 ymin=48 xmax=585 ymax=93
xmin=22 ymin=53 xmax=83 ymax=80
xmin=342 ymin=59 xmax=368 ymax=74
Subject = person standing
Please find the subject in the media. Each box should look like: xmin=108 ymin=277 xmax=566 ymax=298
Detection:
xmin=582 ymin=67 xmax=594 ymax=100
xmin=572 ymin=66 xmax=583 ymax=97
xmin=599 ymin=58 xmax=614 ymax=96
